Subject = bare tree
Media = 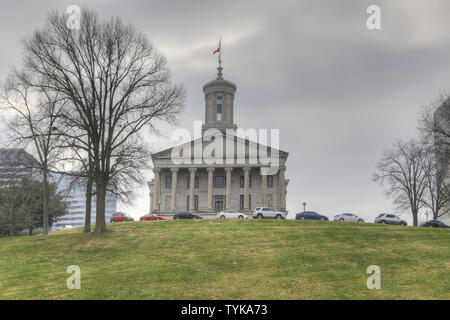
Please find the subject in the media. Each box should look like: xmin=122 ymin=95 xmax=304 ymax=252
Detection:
xmin=20 ymin=9 xmax=184 ymax=233
xmin=420 ymin=94 xmax=450 ymax=158
xmin=421 ymin=144 xmax=450 ymax=220
xmin=374 ymin=139 xmax=428 ymax=226
xmin=1 ymin=73 xmax=67 ymax=235
xmin=419 ymin=95 xmax=450 ymax=221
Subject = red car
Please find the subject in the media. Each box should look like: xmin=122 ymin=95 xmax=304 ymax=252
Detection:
xmin=140 ymin=214 xmax=166 ymax=221
xmin=110 ymin=212 xmax=134 ymax=223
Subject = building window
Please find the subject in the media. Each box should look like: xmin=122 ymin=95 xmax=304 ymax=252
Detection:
xmin=186 ymin=195 xmax=190 ymax=210
xmin=240 ymin=194 xmax=244 ymax=210
xmin=240 ymin=176 xmax=244 ymax=188
xmin=215 ymin=195 xmax=224 ymax=211
xmin=165 ymin=176 xmax=172 ymax=189
xmin=216 ymin=103 xmax=222 ymax=121
xmin=248 ymin=194 xmax=252 ymax=210
xmin=215 ymin=175 xmax=225 ymax=188
xmin=267 ymin=175 xmax=273 ymax=188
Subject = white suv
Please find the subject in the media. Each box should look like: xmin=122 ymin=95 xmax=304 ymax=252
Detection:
xmin=253 ymin=207 xmax=286 ymax=219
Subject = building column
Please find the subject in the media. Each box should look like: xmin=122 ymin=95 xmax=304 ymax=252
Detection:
xmin=225 ymin=167 xmax=233 ymax=209
xmin=153 ymin=168 xmax=160 ymax=213
xmin=243 ymin=166 xmax=250 ymax=210
xmin=189 ymin=168 xmax=197 ymax=211
xmin=207 ymin=167 xmax=215 ymax=211
xmin=261 ymin=169 xmax=267 ymax=207
xmin=279 ymin=166 xmax=286 ymax=211
xmin=148 ymin=181 xmax=154 ymax=214
xmin=170 ymin=168 xmax=178 ymax=212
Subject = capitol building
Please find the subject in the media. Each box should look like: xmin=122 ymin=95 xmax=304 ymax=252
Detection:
xmin=148 ymin=62 xmax=289 ymax=216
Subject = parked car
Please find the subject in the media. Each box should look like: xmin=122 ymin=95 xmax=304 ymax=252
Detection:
xmin=52 ymin=225 xmax=74 ymax=231
xmin=253 ymin=207 xmax=286 ymax=219
xmin=334 ymin=213 xmax=364 ymax=222
xmin=216 ymin=210 xmax=248 ymax=219
xmin=173 ymin=211 xmax=203 ymax=219
xmin=420 ymin=220 xmax=450 ymax=228
xmin=110 ymin=212 xmax=134 ymax=223
xmin=296 ymin=211 xmax=329 ymax=221
xmin=374 ymin=213 xmax=407 ymax=226
xmin=140 ymin=214 xmax=166 ymax=221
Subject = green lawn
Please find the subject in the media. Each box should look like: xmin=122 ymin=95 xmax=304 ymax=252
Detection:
xmin=0 ymin=219 xmax=449 ymax=299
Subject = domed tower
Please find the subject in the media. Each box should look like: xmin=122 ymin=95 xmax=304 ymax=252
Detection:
xmin=202 ymin=52 xmax=237 ymax=134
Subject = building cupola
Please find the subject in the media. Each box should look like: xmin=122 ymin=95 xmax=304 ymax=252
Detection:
xmin=202 ymin=43 xmax=237 ymax=134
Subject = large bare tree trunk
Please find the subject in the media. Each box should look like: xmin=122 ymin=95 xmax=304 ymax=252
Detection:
xmin=94 ymin=174 xmax=107 ymax=234
xmin=412 ymin=209 xmax=419 ymax=226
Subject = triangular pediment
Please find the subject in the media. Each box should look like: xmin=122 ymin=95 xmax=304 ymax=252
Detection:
xmin=151 ymin=135 xmax=288 ymax=167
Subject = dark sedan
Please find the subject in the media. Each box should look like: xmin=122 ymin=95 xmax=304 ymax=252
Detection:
xmin=173 ymin=211 xmax=203 ymax=219
xmin=295 ymin=211 xmax=329 ymax=221
xmin=421 ymin=220 xmax=450 ymax=228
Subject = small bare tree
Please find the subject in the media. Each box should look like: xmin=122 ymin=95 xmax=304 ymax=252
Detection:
xmin=374 ymin=139 xmax=428 ymax=226
xmin=1 ymin=74 xmax=67 ymax=235
xmin=421 ymin=144 xmax=450 ymax=220
xmin=21 ymin=9 xmax=185 ymax=233
xmin=419 ymin=95 xmax=450 ymax=221
xmin=420 ymin=94 xmax=450 ymax=158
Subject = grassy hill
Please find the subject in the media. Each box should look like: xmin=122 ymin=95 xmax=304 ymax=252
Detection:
xmin=0 ymin=219 xmax=449 ymax=299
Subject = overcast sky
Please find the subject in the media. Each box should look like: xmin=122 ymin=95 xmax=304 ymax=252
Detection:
xmin=1 ymin=0 xmax=449 ymax=223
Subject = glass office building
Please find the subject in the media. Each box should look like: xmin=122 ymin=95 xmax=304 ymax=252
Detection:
xmin=54 ymin=174 xmax=117 ymax=228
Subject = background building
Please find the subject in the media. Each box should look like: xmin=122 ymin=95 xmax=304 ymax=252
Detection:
xmin=54 ymin=174 xmax=117 ymax=228
xmin=0 ymin=149 xmax=37 ymax=186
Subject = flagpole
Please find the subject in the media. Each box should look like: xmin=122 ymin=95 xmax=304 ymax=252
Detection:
xmin=219 ymin=37 xmax=222 ymax=69
xmin=218 ymin=37 xmax=222 ymax=78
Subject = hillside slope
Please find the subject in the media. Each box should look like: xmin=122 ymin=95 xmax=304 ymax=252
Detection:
xmin=0 ymin=220 xmax=449 ymax=299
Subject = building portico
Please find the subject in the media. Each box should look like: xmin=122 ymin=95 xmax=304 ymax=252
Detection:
xmin=148 ymin=164 xmax=287 ymax=215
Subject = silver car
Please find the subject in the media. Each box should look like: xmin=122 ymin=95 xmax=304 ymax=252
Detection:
xmin=216 ymin=210 xmax=248 ymax=219
xmin=334 ymin=213 xmax=364 ymax=222
xmin=375 ymin=213 xmax=407 ymax=226
xmin=253 ymin=207 xmax=286 ymax=219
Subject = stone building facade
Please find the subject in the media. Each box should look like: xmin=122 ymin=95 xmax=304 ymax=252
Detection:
xmin=148 ymin=64 xmax=289 ymax=216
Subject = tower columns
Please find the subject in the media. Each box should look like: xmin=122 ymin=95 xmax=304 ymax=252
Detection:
xmin=170 ymin=168 xmax=178 ymax=212
xmin=225 ymin=167 xmax=233 ymax=209
xmin=207 ymin=167 xmax=215 ymax=211
xmin=243 ymin=167 xmax=250 ymax=210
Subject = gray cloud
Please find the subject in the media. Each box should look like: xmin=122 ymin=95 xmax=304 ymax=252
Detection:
xmin=1 ymin=0 xmax=449 ymax=223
